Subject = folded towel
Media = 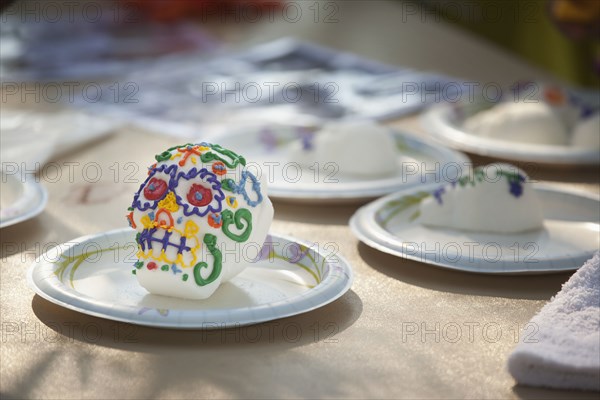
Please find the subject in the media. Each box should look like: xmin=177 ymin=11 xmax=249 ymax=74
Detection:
xmin=508 ymin=253 xmax=600 ymax=391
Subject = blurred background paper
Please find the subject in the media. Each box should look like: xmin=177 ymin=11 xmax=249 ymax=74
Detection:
xmin=74 ymin=38 xmax=466 ymax=137
xmin=0 ymin=0 xmax=221 ymax=80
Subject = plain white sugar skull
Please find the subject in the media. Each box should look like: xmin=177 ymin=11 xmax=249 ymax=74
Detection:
xmin=127 ymin=142 xmax=274 ymax=300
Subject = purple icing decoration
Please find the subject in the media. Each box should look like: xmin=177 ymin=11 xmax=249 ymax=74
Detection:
xmin=259 ymin=128 xmax=278 ymax=152
xmin=580 ymin=106 xmax=596 ymax=119
xmin=432 ymin=186 xmax=446 ymax=205
xmin=139 ymin=228 xmax=191 ymax=255
xmin=132 ymin=164 xmax=178 ymax=212
xmin=508 ymin=173 xmax=526 ymax=198
xmin=174 ymin=167 xmax=224 ymax=217
xmin=296 ymin=128 xmax=315 ymax=151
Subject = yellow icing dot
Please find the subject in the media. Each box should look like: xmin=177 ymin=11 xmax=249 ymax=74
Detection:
xmin=140 ymin=215 xmax=154 ymax=229
xmin=226 ymin=196 xmax=238 ymax=208
xmin=157 ymin=192 xmax=179 ymax=212
xmin=184 ymin=220 xmax=199 ymax=238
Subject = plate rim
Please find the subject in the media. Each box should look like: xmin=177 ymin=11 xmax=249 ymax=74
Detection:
xmin=27 ymin=228 xmax=354 ymax=329
xmin=0 ymin=172 xmax=47 ymax=229
xmin=420 ymin=104 xmax=600 ymax=166
xmin=350 ymin=182 xmax=600 ymax=274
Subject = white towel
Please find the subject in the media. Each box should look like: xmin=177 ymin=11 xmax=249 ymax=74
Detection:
xmin=508 ymin=253 xmax=600 ymax=391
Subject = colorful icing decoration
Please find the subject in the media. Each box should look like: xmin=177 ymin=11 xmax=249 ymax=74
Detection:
xmin=176 ymin=145 xmax=203 ymax=167
xmin=212 ymin=161 xmax=227 ymax=175
xmin=192 ymin=234 xmax=222 ymax=286
xmin=221 ymin=178 xmax=235 ymax=192
xmin=207 ymin=213 xmax=223 ymax=228
xmin=144 ymin=177 xmax=168 ymax=200
xmin=235 ymin=170 xmax=263 ymax=207
xmin=126 ymin=211 xmax=136 ymax=229
xmin=221 ymin=209 xmax=252 ymax=242
xmin=226 ymin=196 xmax=238 ymax=208
xmin=419 ymin=163 xmax=543 ymax=234
xmin=127 ymin=142 xmax=274 ymax=300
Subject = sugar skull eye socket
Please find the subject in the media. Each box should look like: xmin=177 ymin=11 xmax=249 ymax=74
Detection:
xmin=174 ymin=167 xmax=224 ymax=217
xmin=144 ymin=178 xmax=168 ymax=200
xmin=187 ymin=184 xmax=213 ymax=207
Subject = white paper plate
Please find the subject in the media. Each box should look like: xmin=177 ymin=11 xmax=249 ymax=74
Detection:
xmin=0 ymin=171 xmax=47 ymax=228
xmin=1 ymin=109 xmax=119 ymax=171
xmin=350 ymin=183 xmax=600 ymax=274
xmin=28 ymin=228 xmax=353 ymax=329
xmin=420 ymin=103 xmax=600 ymax=166
xmin=210 ymin=125 xmax=469 ymax=203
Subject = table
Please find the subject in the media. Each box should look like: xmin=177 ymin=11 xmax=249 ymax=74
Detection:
xmin=1 ymin=1 xmax=598 ymax=398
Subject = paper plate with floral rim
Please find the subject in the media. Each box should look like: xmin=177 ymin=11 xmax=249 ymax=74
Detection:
xmin=350 ymin=183 xmax=600 ymax=274
xmin=207 ymin=123 xmax=469 ymax=203
xmin=0 ymin=171 xmax=47 ymax=229
xmin=420 ymin=86 xmax=600 ymax=166
xmin=28 ymin=228 xmax=353 ymax=329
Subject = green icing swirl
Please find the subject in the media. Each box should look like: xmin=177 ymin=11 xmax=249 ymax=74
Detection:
xmin=221 ymin=209 xmax=252 ymax=242
xmin=193 ymin=234 xmax=222 ymax=287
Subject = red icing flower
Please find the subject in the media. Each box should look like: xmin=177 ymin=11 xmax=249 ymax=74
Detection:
xmin=147 ymin=262 xmax=157 ymax=270
xmin=144 ymin=177 xmax=168 ymax=200
xmin=187 ymin=184 xmax=213 ymax=207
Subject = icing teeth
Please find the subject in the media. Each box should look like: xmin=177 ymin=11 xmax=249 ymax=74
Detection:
xmin=418 ymin=163 xmax=544 ymax=234
xmin=141 ymin=228 xmax=195 ymax=267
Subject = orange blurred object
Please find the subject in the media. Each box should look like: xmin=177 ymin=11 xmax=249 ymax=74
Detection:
xmin=552 ymin=0 xmax=600 ymax=24
xmin=543 ymin=86 xmax=567 ymax=106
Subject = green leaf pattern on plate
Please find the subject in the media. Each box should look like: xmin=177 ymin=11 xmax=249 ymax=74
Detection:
xmin=376 ymin=191 xmax=431 ymax=228
xmin=54 ymin=244 xmax=130 ymax=288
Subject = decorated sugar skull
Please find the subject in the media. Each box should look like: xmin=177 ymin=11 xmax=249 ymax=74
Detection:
xmin=126 ymin=143 xmax=274 ymax=300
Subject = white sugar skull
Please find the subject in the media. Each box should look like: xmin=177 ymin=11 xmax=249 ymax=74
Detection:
xmin=127 ymin=143 xmax=274 ymax=300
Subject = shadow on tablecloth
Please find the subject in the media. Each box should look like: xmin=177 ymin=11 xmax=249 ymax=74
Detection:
xmin=358 ymin=242 xmax=571 ymax=300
